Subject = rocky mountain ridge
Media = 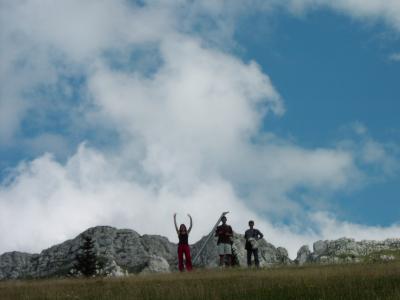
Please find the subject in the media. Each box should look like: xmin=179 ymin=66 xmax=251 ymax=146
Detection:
xmin=295 ymin=237 xmax=400 ymax=265
xmin=1 ymin=226 xmax=399 ymax=280
xmin=0 ymin=226 xmax=290 ymax=280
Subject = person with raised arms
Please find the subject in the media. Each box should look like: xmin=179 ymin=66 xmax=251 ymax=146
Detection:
xmin=174 ymin=213 xmax=193 ymax=272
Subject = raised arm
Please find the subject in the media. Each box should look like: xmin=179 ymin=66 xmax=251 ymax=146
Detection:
xmin=173 ymin=213 xmax=179 ymax=234
xmin=187 ymin=214 xmax=193 ymax=233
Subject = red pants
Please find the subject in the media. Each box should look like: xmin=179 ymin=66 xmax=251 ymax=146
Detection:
xmin=178 ymin=244 xmax=192 ymax=271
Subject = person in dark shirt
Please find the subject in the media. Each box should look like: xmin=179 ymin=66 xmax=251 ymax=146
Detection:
xmin=215 ymin=215 xmax=233 ymax=266
xmin=174 ymin=213 xmax=193 ymax=271
xmin=244 ymin=220 xmax=263 ymax=267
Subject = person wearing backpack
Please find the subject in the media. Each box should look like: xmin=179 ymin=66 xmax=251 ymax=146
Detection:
xmin=244 ymin=220 xmax=263 ymax=267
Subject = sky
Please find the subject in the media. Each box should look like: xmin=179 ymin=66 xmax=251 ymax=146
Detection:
xmin=1 ymin=0 xmax=400 ymax=258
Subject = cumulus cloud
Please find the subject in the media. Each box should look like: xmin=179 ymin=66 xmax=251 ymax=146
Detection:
xmin=338 ymin=123 xmax=400 ymax=179
xmin=282 ymin=0 xmax=400 ymax=31
xmin=184 ymin=0 xmax=400 ymax=34
xmin=0 ymin=0 xmax=173 ymax=144
xmin=0 ymin=145 xmax=250 ymax=252
xmin=0 ymin=0 xmax=399 ymax=259
xmin=88 ymin=36 xmax=284 ymax=184
xmin=2 ymin=0 xmax=400 ymax=143
xmin=1 ymin=144 xmax=398 ymax=258
xmin=389 ymin=53 xmax=400 ymax=61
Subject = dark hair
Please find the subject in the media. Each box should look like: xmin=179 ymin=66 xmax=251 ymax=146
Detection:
xmin=221 ymin=216 xmax=227 ymax=221
xmin=248 ymin=220 xmax=254 ymax=225
xmin=179 ymin=224 xmax=187 ymax=233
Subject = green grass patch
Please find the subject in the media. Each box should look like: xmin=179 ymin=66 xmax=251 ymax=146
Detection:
xmin=1 ymin=262 xmax=400 ymax=300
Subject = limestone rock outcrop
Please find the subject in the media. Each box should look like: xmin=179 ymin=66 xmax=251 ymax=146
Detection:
xmin=295 ymin=237 xmax=400 ymax=265
xmin=295 ymin=245 xmax=311 ymax=265
xmin=0 ymin=226 xmax=290 ymax=280
xmin=3 ymin=226 xmax=398 ymax=280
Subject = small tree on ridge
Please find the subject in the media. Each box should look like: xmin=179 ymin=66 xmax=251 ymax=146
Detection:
xmin=74 ymin=235 xmax=97 ymax=277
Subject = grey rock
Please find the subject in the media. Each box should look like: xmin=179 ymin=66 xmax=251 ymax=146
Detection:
xmin=140 ymin=255 xmax=170 ymax=274
xmin=0 ymin=226 xmax=291 ymax=280
xmin=6 ymin=226 xmax=398 ymax=279
xmin=313 ymin=240 xmax=328 ymax=256
xmin=97 ymin=260 xmax=128 ymax=277
xmin=0 ymin=252 xmax=38 ymax=279
xmin=297 ymin=237 xmax=400 ymax=265
xmin=277 ymin=247 xmax=291 ymax=264
xmin=380 ymin=254 xmax=395 ymax=262
xmin=295 ymin=245 xmax=312 ymax=265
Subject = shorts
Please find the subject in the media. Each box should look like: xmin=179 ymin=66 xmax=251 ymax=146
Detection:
xmin=218 ymin=243 xmax=232 ymax=255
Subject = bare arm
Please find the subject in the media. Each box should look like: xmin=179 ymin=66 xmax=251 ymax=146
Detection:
xmin=188 ymin=214 xmax=193 ymax=233
xmin=173 ymin=213 xmax=179 ymax=234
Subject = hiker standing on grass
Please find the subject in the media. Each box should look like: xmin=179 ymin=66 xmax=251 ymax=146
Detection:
xmin=244 ymin=220 xmax=263 ymax=268
xmin=215 ymin=215 xmax=233 ymax=266
xmin=174 ymin=213 xmax=193 ymax=272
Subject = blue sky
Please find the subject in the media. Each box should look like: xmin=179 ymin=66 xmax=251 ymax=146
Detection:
xmin=1 ymin=0 xmax=400 ymax=257
xmin=235 ymin=9 xmax=400 ymax=226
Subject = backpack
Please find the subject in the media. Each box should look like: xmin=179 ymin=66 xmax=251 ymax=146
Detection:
xmin=245 ymin=229 xmax=260 ymax=250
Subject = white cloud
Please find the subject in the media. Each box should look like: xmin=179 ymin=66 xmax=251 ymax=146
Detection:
xmin=184 ymin=0 xmax=400 ymax=34
xmin=88 ymin=35 xmax=284 ymax=182
xmin=389 ymin=53 xmax=400 ymax=61
xmin=0 ymin=0 xmax=175 ymax=144
xmin=310 ymin=211 xmax=400 ymax=242
xmin=1 ymin=0 xmax=174 ymax=60
xmin=337 ymin=123 xmax=400 ymax=178
xmin=0 ymin=145 xmax=266 ymax=253
xmin=2 ymin=0 xmax=400 ymax=143
xmin=282 ymin=0 xmax=400 ymax=31
xmin=86 ymin=35 xmax=361 ymax=218
xmin=351 ymin=121 xmax=368 ymax=136
xmin=1 ymin=145 xmax=398 ymax=258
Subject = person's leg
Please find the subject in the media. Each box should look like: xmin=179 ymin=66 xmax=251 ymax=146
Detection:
xmin=219 ymin=255 xmax=225 ymax=266
xmin=218 ymin=243 xmax=224 ymax=266
xmin=254 ymin=248 xmax=259 ymax=267
xmin=226 ymin=254 xmax=232 ymax=266
xmin=178 ymin=245 xmax=184 ymax=271
xmin=225 ymin=244 xmax=232 ymax=266
xmin=247 ymin=249 xmax=252 ymax=267
xmin=184 ymin=245 xmax=193 ymax=271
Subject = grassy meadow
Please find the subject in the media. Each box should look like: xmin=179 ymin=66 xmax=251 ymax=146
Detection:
xmin=1 ymin=261 xmax=400 ymax=300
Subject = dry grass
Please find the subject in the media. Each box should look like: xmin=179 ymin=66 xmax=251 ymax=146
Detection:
xmin=1 ymin=262 xmax=400 ymax=300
